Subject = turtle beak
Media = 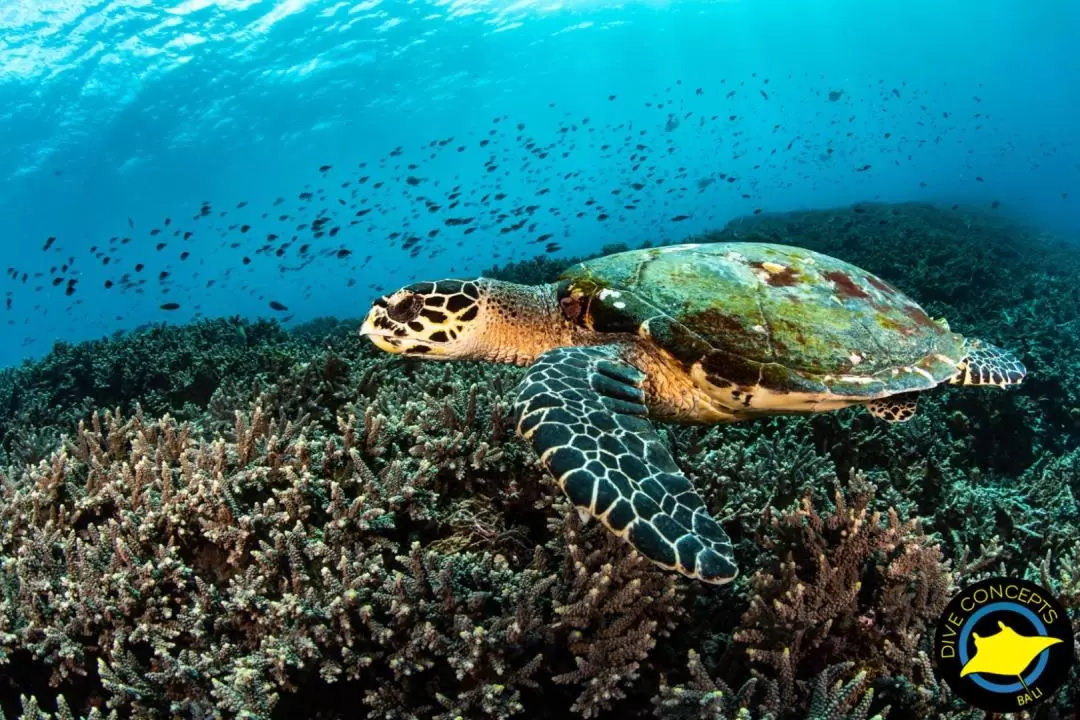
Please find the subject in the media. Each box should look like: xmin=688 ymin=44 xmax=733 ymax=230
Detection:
xmin=358 ymin=313 xmax=378 ymax=338
xmin=359 ymin=305 xmax=406 ymax=354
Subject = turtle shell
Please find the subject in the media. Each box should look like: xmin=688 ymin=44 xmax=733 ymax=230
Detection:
xmin=558 ymin=242 xmax=966 ymax=398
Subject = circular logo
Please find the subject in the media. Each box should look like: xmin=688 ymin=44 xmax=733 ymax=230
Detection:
xmin=933 ymin=577 xmax=1074 ymax=712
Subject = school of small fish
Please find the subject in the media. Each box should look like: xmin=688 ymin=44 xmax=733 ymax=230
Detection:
xmin=4 ymin=75 xmax=1075 ymax=350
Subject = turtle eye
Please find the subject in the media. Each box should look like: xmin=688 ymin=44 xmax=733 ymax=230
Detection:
xmin=387 ymin=292 xmax=423 ymax=323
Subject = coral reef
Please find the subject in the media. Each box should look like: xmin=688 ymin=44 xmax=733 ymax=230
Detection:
xmin=0 ymin=318 xmax=302 ymax=468
xmin=734 ymin=473 xmax=952 ymax=683
xmin=0 ymin=386 xmax=678 ymax=719
xmin=2 ymin=203 xmax=1079 ymax=719
xmin=653 ymin=649 xmax=887 ymax=720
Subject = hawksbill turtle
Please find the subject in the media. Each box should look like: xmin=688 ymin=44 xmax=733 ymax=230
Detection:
xmin=359 ymin=242 xmax=1025 ymax=584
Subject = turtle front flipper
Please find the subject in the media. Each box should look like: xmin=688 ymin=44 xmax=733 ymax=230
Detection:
xmin=866 ymin=391 xmax=919 ymax=422
xmin=514 ymin=345 xmax=737 ymax=584
xmin=949 ymin=338 xmax=1027 ymax=388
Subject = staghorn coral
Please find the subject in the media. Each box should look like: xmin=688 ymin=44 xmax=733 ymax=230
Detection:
xmin=0 ymin=398 xmax=684 ymax=719
xmin=548 ymin=505 xmax=685 ymax=718
xmin=0 ymin=694 xmax=120 ymax=720
xmin=666 ymin=418 xmax=837 ymax=525
xmin=0 ymin=317 xmax=299 ymax=467
xmin=0 ymin=401 xmax=561 ymax=719
xmin=652 ymin=648 xmax=888 ymax=720
xmin=733 ymin=473 xmax=952 ymax=684
xmin=354 ymin=543 xmax=555 ymax=720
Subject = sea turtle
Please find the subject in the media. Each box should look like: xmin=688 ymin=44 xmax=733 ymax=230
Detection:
xmin=358 ymin=242 xmax=1025 ymax=584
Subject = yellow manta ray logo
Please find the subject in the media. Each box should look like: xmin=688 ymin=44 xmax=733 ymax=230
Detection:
xmin=933 ymin=578 xmax=1074 ymax=713
xmin=959 ymin=621 xmax=1063 ymax=678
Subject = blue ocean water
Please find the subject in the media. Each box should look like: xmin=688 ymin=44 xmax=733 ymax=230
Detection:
xmin=1 ymin=0 xmax=1078 ymax=368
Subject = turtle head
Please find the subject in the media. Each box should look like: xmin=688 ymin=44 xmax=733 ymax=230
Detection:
xmin=360 ymin=278 xmax=577 ymax=365
xmin=360 ymin=279 xmax=486 ymax=360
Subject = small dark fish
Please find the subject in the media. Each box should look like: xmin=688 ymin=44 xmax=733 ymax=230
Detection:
xmin=975 ymin=176 xmax=984 ymax=182
xmin=269 ymin=300 xmax=288 ymax=311
xmin=991 ymin=200 xmax=1000 ymax=208
xmin=671 ymin=214 xmax=690 ymax=221
xmin=128 ymin=217 xmax=135 ymax=228
xmin=336 ymin=248 xmax=352 ymax=259
xmin=43 ymin=236 xmax=56 ymax=251
xmin=160 ymin=302 xmax=180 ymax=310
xmin=319 ymin=165 xmax=332 ymax=173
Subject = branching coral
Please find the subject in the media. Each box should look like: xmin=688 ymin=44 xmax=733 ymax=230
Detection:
xmin=0 ymin=317 xmax=297 ymax=466
xmin=548 ymin=505 xmax=685 ymax=718
xmin=652 ymin=649 xmax=888 ymax=720
xmin=0 ymin=400 xmax=686 ymax=719
xmin=733 ymin=473 xmax=951 ymax=684
xmin=0 ymin=402 xmax=561 ymax=719
xmin=668 ymin=418 xmax=837 ymax=524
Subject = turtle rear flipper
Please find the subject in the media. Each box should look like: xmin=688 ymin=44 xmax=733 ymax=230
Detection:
xmin=867 ymin=391 xmax=919 ymax=422
xmin=515 ymin=345 xmax=737 ymax=584
xmin=950 ymin=339 xmax=1026 ymax=388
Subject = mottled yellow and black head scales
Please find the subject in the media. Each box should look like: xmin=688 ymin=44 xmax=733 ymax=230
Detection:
xmin=359 ymin=279 xmax=482 ymax=358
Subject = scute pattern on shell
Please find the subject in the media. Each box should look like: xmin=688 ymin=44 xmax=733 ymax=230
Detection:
xmin=559 ymin=242 xmax=967 ymax=394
